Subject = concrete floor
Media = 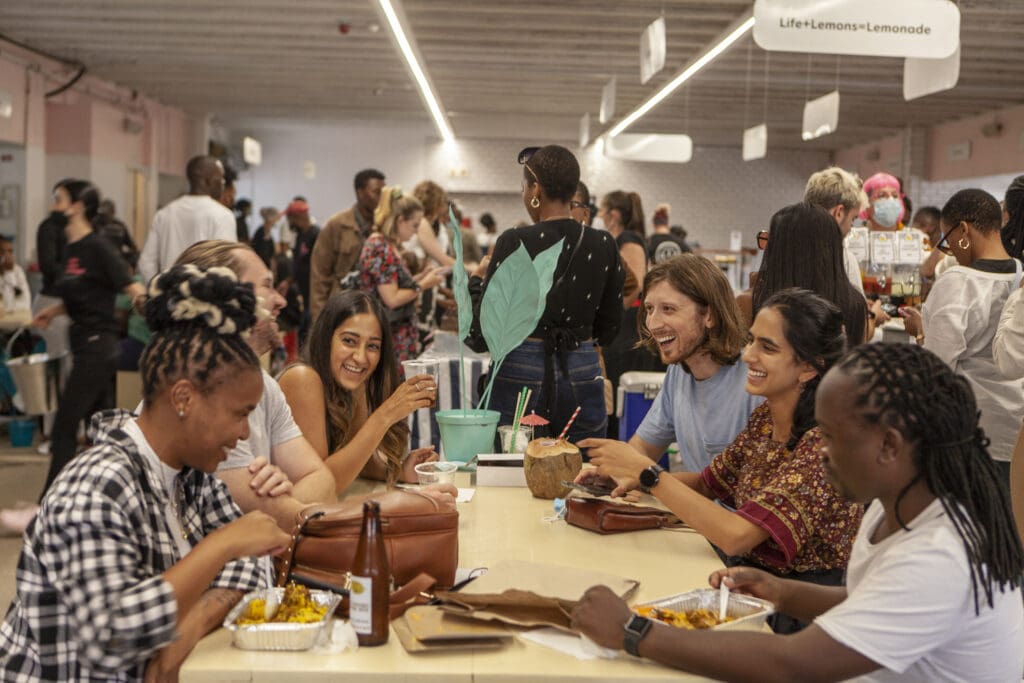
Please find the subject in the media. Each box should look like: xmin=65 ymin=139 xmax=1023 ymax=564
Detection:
xmin=0 ymin=442 xmax=48 ymax=611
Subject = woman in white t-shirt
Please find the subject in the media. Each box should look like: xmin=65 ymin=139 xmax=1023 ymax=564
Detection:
xmin=902 ymin=189 xmax=1024 ymax=482
xmin=571 ymin=342 xmax=1024 ymax=683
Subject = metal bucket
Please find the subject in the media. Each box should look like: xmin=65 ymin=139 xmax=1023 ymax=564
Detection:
xmin=5 ymin=328 xmax=65 ymax=415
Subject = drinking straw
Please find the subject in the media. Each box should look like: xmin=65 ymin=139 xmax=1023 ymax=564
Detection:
xmin=510 ymin=387 xmax=527 ymax=453
xmin=557 ymin=405 xmax=582 ymax=441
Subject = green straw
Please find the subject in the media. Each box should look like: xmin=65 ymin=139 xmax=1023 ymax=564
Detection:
xmin=509 ymin=387 xmax=528 ymax=452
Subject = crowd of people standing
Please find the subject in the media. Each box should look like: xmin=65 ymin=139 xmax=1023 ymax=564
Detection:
xmin=0 ymin=143 xmax=1022 ymax=682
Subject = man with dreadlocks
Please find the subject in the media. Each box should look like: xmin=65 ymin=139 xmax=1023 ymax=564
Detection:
xmin=572 ymin=343 xmax=1024 ymax=682
xmin=0 ymin=265 xmax=291 ymax=681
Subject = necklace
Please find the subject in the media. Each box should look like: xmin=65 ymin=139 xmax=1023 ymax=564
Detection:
xmin=172 ymin=475 xmax=197 ymax=542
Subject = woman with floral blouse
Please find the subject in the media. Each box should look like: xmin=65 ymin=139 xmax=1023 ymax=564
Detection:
xmin=356 ymin=186 xmax=445 ymax=363
xmin=580 ymin=288 xmax=863 ymax=633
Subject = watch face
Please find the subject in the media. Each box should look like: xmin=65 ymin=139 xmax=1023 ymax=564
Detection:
xmin=625 ymin=614 xmax=649 ymax=633
xmin=640 ymin=466 xmax=659 ymax=488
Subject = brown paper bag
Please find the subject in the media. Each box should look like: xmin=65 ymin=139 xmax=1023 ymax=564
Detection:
xmin=434 ymin=559 xmax=639 ymax=633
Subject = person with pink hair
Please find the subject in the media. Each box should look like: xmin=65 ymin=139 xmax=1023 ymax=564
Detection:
xmin=860 ymin=173 xmax=906 ymax=232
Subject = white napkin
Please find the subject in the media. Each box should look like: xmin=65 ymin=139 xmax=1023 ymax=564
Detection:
xmin=518 ymin=628 xmax=618 ymax=660
xmin=310 ymin=620 xmax=359 ymax=654
xmin=456 ymin=487 xmax=476 ymax=503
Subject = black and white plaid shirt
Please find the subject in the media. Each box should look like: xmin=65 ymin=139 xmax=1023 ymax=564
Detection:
xmin=0 ymin=410 xmax=264 ymax=681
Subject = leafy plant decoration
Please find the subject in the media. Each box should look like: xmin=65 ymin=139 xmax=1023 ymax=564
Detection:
xmin=448 ymin=205 xmax=474 ymax=413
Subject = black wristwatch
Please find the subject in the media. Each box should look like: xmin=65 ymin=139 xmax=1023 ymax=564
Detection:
xmin=623 ymin=614 xmax=652 ymax=656
xmin=638 ymin=464 xmax=665 ymax=493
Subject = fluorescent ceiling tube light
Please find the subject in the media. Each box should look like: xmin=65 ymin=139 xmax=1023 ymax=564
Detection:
xmin=607 ymin=13 xmax=755 ymax=138
xmin=378 ymin=0 xmax=455 ymax=144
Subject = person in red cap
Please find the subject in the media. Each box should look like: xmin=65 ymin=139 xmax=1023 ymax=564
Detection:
xmin=285 ymin=198 xmax=319 ymax=343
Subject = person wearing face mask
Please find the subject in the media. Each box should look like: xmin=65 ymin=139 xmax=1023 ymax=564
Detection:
xmin=32 ymin=185 xmax=73 ymax=383
xmin=862 ymin=173 xmax=906 ymax=233
xmin=2 ymin=180 xmax=149 ymax=535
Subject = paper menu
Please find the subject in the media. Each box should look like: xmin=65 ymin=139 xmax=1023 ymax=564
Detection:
xmin=896 ymin=230 xmax=925 ymax=264
xmin=870 ymin=232 xmax=896 ymax=265
xmin=846 ymin=227 xmax=869 ymax=263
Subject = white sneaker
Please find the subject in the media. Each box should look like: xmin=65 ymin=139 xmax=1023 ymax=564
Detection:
xmin=0 ymin=505 xmax=39 ymax=535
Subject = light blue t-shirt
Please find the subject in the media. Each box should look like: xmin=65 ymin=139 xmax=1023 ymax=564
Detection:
xmin=635 ymin=361 xmax=764 ymax=473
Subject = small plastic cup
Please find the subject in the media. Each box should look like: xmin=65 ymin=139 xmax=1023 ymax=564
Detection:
xmin=498 ymin=424 xmax=534 ymax=454
xmin=414 ymin=461 xmax=458 ymax=486
xmin=401 ymin=358 xmax=441 ymax=407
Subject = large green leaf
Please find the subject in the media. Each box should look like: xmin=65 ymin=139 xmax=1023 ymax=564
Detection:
xmin=448 ymin=206 xmax=474 ymax=339
xmin=480 ymin=243 xmax=542 ymax=364
xmin=531 ymin=238 xmax=564 ymax=323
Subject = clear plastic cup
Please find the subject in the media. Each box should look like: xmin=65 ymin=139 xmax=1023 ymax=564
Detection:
xmin=401 ymin=359 xmax=441 ymax=407
xmin=498 ymin=424 xmax=534 ymax=454
xmin=414 ymin=461 xmax=459 ymax=485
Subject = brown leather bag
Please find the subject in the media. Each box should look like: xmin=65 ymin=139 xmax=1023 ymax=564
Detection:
xmin=565 ymin=496 xmax=687 ymax=535
xmin=275 ymin=489 xmax=459 ymax=591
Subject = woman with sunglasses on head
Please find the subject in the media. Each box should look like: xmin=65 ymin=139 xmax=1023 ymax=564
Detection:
xmin=0 ymin=265 xmax=290 ymax=681
xmin=738 ymin=203 xmax=868 ymax=346
xmin=581 ymin=289 xmax=862 ymax=634
xmin=465 ymin=145 xmax=624 ymax=443
xmin=902 ymin=189 xmax=1024 ymax=486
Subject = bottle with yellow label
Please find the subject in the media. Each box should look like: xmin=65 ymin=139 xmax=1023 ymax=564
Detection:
xmin=350 ymin=500 xmax=390 ymax=645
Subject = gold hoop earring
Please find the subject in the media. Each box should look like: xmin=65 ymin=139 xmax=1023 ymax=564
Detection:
xmin=958 ymin=237 xmax=970 ymax=250
xmin=530 ymin=196 xmax=540 ymax=209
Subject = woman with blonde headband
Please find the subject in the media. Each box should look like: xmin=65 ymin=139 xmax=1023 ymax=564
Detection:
xmin=355 ymin=186 xmax=445 ymax=362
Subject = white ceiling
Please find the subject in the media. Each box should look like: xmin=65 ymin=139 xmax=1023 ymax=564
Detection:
xmin=2 ymin=0 xmax=1023 ymax=149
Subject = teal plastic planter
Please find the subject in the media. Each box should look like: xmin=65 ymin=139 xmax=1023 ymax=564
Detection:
xmin=435 ymin=409 xmax=500 ymax=467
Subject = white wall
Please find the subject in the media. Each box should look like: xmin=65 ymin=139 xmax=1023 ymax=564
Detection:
xmin=915 ymin=171 xmax=1021 ymax=212
xmin=225 ymin=118 xmax=831 ymax=250
xmin=230 ymin=119 xmax=433 ymax=222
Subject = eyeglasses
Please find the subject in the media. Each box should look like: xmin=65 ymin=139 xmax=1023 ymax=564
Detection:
xmin=933 ymin=229 xmax=953 ymax=254
xmin=570 ymin=200 xmax=588 ymax=210
xmin=756 ymin=230 xmax=769 ymax=250
xmin=517 ymin=147 xmax=540 ymax=164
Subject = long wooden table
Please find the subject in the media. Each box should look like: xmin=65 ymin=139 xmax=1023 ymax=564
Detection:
xmin=181 ymin=476 xmax=726 ymax=682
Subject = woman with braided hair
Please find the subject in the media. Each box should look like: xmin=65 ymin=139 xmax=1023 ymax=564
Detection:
xmin=581 ymin=289 xmax=862 ymax=633
xmin=1 ymin=265 xmax=291 ymax=681
xmin=573 ymin=342 xmax=1024 ymax=682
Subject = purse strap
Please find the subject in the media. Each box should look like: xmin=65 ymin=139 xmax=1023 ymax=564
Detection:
xmin=276 ymin=508 xmax=326 ymax=587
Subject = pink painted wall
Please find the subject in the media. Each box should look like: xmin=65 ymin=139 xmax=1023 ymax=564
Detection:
xmin=833 ymin=133 xmax=905 ymax=179
xmin=926 ymin=103 xmax=1024 ymax=180
xmin=91 ymin=100 xmax=144 ymax=165
xmin=44 ymin=95 xmax=92 ymax=155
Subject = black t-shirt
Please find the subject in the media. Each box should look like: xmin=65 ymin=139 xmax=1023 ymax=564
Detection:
xmin=467 ymin=219 xmax=624 ymax=350
xmin=647 ymin=233 xmax=691 ymax=264
xmin=292 ymin=225 xmax=320 ymax=301
xmin=251 ymin=226 xmax=275 ymax=267
xmin=57 ymin=232 xmax=133 ymax=340
xmin=971 ymin=258 xmax=1018 ymax=274
xmin=36 ymin=214 xmax=68 ymax=296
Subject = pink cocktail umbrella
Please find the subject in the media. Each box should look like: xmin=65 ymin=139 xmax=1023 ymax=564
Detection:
xmin=519 ymin=412 xmax=549 ymax=428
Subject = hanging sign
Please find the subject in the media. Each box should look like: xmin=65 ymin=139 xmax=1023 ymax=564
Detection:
xmin=742 ymin=124 xmax=767 ymax=161
xmin=604 ymin=134 xmax=693 ymax=163
xmin=599 ymin=77 xmax=617 ymax=124
xmin=640 ymin=17 xmax=667 ymax=85
xmin=579 ymin=113 xmax=591 ymax=149
xmin=904 ymin=45 xmax=960 ymax=100
xmin=242 ymin=136 xmax=262 ymax=166
xmin=753 ymin=0 xmax=960 ymax=59
xmin=802 ymin=90 xmax=840 ymax=141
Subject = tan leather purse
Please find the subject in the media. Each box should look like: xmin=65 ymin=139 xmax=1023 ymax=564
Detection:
xmin=565 ymin=496 xmax=687 ymax=534
xmin=275 ymin=488 xmax=459 ymax=591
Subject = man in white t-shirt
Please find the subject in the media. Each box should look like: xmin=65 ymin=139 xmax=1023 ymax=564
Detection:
xmin=138 ymin=156 xmax=237 ymax=283
xmin=572 ymin=343 xmax=1023 ymax=683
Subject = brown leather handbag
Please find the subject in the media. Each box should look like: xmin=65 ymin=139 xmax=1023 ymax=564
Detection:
xmin=565 ymin=496 xmax=687 ymax=535
xmin=275 ymin=488 xmax=459 ymax=591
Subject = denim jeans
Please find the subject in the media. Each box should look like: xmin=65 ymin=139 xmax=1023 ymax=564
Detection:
xmin=488 ymin=340 xmax=606 ymax=447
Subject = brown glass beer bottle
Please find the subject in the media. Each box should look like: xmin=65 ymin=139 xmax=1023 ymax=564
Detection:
xmin=350 ymin=500 xmax=390 ymax=646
